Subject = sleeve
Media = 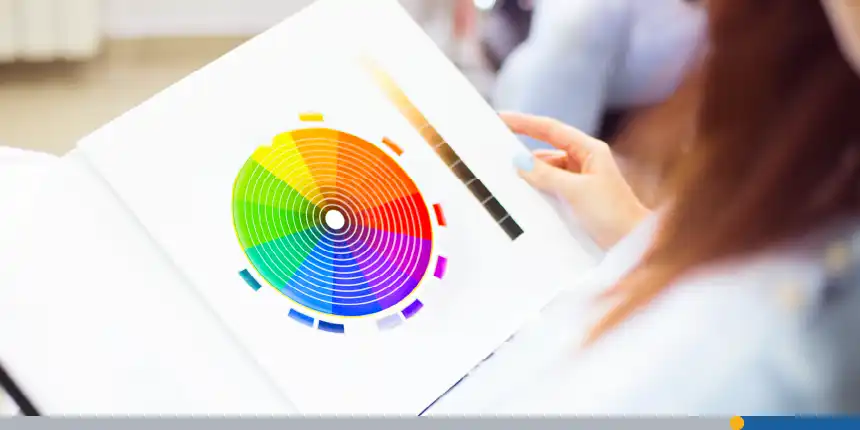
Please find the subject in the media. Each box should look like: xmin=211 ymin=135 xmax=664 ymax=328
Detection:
xmin=574 ymin=211 xmax=661 ymax=295
xmin=491 ymin=0 xmax=633 ymax=147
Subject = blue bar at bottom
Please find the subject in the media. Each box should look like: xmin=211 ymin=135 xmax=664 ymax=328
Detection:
xmin=744 ymin=417 xmax=860 ymax=430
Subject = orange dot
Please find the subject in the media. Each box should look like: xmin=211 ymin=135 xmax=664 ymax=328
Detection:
xmin=730 ymin=416 xmax=745 ymax=430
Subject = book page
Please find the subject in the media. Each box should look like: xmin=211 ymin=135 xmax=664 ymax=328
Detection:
xmin=76 ymin=0 xmax=597 ymax=414
xmin=0 ymin=153 xmax=291 ymax=414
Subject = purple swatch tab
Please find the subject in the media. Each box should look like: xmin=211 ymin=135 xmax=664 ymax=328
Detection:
xmin=434 ymin=256 xmax=448 ymax=279
xmin=402 ymin=299 xmax=423 ymax=319
xmin=377 ymin=314 xmax=403 ymax=330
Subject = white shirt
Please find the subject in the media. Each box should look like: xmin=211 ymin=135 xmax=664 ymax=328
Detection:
xmin=433 ymin=214 xmax=860 ymax=415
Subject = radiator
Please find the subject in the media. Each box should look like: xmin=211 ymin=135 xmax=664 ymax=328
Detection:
xmin=0 ymin=0 xmax=102 ymax=63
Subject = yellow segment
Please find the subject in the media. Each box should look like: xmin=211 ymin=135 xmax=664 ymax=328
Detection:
xmin=252 ymin=132 xmax=323 ymax=206
xmin=730 ymin=416 xmax=744 ymax=430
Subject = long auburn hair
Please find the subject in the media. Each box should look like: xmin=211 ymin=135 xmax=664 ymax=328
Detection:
xmin=588 ymin=0 xmax=860 ymax=342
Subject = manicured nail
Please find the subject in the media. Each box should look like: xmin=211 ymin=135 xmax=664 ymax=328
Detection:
xmin=513 ymin=152 xmax=535 ymax=172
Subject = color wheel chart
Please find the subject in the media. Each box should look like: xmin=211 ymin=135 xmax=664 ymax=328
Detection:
xmin=232 ymin=113 xmax=447 ymax=334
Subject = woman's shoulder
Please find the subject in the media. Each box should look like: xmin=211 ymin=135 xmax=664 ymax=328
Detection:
xmin=634 ymin=221 xmax=860 ymax=414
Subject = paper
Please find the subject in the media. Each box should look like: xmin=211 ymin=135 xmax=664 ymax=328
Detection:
xmin=73 ymin=0 xmax=597 ymax=414
xmin=0 ymin=153 xmax=291 ymax=414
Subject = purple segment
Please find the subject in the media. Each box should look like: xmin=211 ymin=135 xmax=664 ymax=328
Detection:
xmin=402 ymin=300 xmax=424 ymax=319
xmin=434 ymin=256 xmax=448 ymax=279
xmin=347 ymin=227 xmax=431 ymax=311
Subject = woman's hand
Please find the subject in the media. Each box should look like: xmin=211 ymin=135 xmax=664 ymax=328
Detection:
xmin=503 ymin=112 xmax=652 ymax=249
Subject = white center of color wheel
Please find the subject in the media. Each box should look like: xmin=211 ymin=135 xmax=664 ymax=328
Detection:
xmin=325 ymin=209 xmax=346 ymax=230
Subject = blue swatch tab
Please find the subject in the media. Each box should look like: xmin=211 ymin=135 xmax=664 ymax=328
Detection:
xmin=288 ymin=309 xmax=314 ymax=327
xmin=239 ymin=269 xmax=262 ymax=291
xmin=318 ymin=320 xmax=345 ymax=334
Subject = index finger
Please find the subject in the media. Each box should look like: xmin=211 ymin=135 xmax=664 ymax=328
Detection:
xmin=499 ymin=111 xmax=606 ymax=164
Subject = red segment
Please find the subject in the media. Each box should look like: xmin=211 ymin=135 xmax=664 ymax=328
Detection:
xmin=433 ymin=203 xmax=446 ymax=226
xmin=358 ymin=193 xmax=433 ymax=240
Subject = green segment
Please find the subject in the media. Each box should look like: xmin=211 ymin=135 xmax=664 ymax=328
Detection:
xmin=245 ymin=226 xmax=323 ymax=292
xmin=233 ymin=200 xmax=319 ymax=249
xmin=233 ymin=158 xmax=321 ymax=249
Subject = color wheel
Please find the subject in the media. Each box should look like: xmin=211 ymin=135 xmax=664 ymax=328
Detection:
xmin=232 ymin=117 xmax=442 ymax=326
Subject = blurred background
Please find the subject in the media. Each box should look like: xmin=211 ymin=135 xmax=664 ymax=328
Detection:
xmin=0 ymin=0 xmax=504 ymax=155
xmin=0 ymin=0 xmax=706 ymax=208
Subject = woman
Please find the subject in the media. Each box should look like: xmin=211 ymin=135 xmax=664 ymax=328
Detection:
xmin=442 ymin=0 xmax=860 ymax=415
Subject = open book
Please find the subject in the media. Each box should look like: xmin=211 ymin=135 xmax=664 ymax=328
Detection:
xmin=0 ymin=0 xmax=598 ymax=415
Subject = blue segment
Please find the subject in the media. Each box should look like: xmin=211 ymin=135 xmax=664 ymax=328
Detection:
xmin=283 ymin=227 xmax=335 ymax=314
xmin=239 ymin=269 xmax=262 ymax=291
xmin=317 ymin=320 xmax=344 ymax=334
xmin=244 ymin=229 xmax=323 ymax=295
xmin=331 ymin=247 xmax=385 ymax=317
xmin=288 ymin=309 xmax=314 ymax=327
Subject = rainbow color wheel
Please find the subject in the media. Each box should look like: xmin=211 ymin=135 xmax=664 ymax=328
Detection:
xmin=232 ymin=125 xmax=436 ymax=319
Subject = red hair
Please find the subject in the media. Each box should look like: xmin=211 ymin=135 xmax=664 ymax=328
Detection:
xmin=588 ymin=0 xmax=860 ymax=342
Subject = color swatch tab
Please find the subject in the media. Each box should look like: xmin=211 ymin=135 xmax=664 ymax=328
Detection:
xmin=361 ymin=57 xmax=524 ymax=240
xmin=233 ymin=126 xmax=438 ymax=321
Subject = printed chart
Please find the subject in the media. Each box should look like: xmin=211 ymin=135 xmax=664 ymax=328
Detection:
xmin=232 ymin=113 xmax=447 ymax=333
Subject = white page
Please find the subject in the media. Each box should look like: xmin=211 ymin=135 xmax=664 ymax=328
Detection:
xmin=76 ymin=0 xmax=597 ymax=414
xmin=0 ymin=153 xmax=292 ymax=415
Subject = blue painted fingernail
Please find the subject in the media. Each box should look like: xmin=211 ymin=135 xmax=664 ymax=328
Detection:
xmin=513 ymin=152 xmax=535 ymax=172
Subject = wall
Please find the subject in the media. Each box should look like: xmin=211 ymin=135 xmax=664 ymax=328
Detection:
xmin=103 ymin=0 xmax=445 ymax=38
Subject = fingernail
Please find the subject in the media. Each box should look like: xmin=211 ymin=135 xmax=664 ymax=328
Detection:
xmin=513 ymin=152 xmax=535 ymax=172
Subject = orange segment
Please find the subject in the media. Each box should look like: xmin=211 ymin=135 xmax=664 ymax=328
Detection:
xmin=291 ymin=128 xmax=341 ymax=194
xmin=335 ymin=131 xmax=419 ymax=212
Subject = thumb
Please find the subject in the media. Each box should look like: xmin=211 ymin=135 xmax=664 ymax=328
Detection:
xmin=514 ymin=152 xmax=582 ymax=194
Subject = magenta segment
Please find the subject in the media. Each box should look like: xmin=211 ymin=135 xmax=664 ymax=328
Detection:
xmin=433 ymin=256 xmax=448 ymax=279
xmin=346 ymin=226 xmax=431 ymax=310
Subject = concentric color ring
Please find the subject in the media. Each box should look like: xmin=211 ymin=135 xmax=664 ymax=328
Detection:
xmin=232 ymin=128 xmax=434 ymax=317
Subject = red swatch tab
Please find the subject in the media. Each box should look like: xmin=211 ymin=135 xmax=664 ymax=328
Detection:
xmin=433 ymin=203 xmax=446 ymax=226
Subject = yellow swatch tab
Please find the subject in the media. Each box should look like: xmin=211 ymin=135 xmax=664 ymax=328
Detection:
xmin=299 ymin=112 xmax=324 ymax=122
xmin=252 ymin=131 xmax=323 ymax=206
